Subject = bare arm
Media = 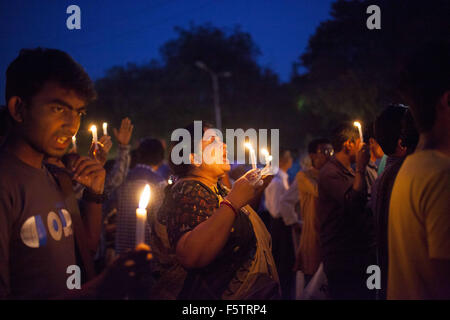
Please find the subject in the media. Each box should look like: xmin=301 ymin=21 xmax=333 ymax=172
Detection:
xmin=176 ymin=172 xmax=258 ymax=269
xmin=176 ymin=205 xmax=236 ymax=269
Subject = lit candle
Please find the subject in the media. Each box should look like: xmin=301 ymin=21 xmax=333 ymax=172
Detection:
xmin=261 ymin=148 xmax=271 ymax=166
xmin=353 ymin=121 xmax=364 ymax=143
xmin=102 ymin=122 xmax=108 ymax=136
xmin=90 ymin=125 xmax=98 ymax=151
xmin=244 ymin=142 xmax=257 ymax=170
xmin=136 ymin=184 xmax=151 ymax=246
xmin=72 ymin=136 xmax=77 ymax=152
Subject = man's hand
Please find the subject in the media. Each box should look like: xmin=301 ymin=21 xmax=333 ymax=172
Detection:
xmin=89 ymin=135 xmax=112 ymax=166
xmin=113 ymin=117 xmax=134 ymax=146
xmin=72 ymin=156 xmax=106 ymax=194
xmin=356 ymin=142 xmax=370 ymax=171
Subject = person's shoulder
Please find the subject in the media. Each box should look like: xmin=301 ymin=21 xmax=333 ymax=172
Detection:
xmin=318 ymin=160 xmax=337 ymax=180
xmin=409 ymin=150 xmax=449 ymax=165
xmin=171 ymin=179 xmax=215 ymax=202
xmin=0 ymin=149 xmax=22 ymax=181
xmin=400 ymin=150 xmax=450 ymax=177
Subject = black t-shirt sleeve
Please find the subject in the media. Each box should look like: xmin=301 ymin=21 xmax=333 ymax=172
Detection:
xmin=166 ymin=182 xmax=218 ymax=249
xmin=320 ymin=170 xmax=365 ymax=213
xmin=0 ymin=185 xmax=14 ymax=298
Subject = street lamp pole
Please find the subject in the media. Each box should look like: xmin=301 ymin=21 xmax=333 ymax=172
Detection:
xmin=196 ymin=61 xmax=231 ymax=131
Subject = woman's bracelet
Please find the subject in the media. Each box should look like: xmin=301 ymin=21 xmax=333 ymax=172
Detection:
xmin=220 ymin=199 xmax=239 ymax=217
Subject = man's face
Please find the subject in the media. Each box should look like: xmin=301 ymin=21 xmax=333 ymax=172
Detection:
xmin=19 ymin=81 xmax=87 ymax=158
xmin=312 ymin=143 xmax=333 ymax=170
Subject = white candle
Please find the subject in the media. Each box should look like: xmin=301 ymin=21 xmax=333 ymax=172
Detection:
xmin=353 ymin=121 xmax=364 ymax=143
xmin=90 ymin=125 xmax=98 ymax=151
xmin=245 ymin=142 xmax=257 ymax=170
xmin=261 ymin=148 xmax=271 ymax=166
xmin=136 ymin=184 xmax=151 ymax=246
xmin=72 ymin=136 xmax=77 ymax=152
xmin=102 ymin=122 xmax=108 ymax=136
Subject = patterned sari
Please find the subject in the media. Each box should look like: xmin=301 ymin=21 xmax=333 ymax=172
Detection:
xmin=149 ymin=179 xmax=280 ymax=300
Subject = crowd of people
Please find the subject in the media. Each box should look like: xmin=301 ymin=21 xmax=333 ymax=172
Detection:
xmin=0 ymin=42 xmax=448 ymax=300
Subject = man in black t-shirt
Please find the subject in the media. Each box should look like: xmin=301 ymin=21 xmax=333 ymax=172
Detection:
xmin=0 ymin=48 xmax=151 ymax=299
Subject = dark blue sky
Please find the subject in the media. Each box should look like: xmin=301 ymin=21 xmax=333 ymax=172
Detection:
xmin=0 ymin=0 xmax=334 ymax=103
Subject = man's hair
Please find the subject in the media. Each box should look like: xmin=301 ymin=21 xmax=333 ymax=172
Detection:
xmin=5 ymin=48 xmax=97 ymax=104
xmin=399 ymin=109 xmax=419 ymax=154
xmin=308 ymin=138 xmax=331 ymax=154
xmin=330 ymin=123 xmax=359 ymax=153
xmin=374 ymin=105 xmax=408 ymax=156
xmin=138 ymin=138 xmax=165 ymax=167
xmin=398 ymin=41 xmax=450 ymax=133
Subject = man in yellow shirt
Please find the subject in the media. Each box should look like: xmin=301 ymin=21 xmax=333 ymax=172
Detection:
xmin=388 ymin=42 xmax=450 ymax=299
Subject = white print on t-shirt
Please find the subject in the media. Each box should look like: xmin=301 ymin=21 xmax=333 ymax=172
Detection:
xmin=20 ymin=209 xmax=73 ymax=248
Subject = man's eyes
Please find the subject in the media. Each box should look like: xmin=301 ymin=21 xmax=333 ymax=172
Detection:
xmin=51 ymin=105 xmax=86 ymax=117
xmin=52 ymin=105 xmax=65 ymax=113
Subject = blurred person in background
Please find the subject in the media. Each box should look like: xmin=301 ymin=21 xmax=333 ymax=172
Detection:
xmin=371 ymin=104 xmax=418 ymax=299
xmin=289 ymin=139 xmax=333 ymax=284
xmin=264 ymin=149 xmax=294 ymax=299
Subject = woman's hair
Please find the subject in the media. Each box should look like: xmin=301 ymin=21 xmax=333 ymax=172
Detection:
xmin=168 ymin=121 xmax=213 ymax=178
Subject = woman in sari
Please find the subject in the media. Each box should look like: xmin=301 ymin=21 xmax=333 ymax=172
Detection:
xmin=150 ymin=122 xmax=279 ymax=299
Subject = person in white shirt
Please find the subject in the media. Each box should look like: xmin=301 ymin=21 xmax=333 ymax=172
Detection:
xmin=264 ymin=149 xmax=294 ymax=299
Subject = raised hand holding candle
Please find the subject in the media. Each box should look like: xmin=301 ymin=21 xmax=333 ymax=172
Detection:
xmin=353 ymin=121 xmax=363 ymax=143
xmin=136 ymin=184 xmax=151 ymax=246
xmin=244 ymin=142 xmax=257 ymax=170
xmin=102 ymin=122 xmax=108 ymax=136
xmin=90 ymin=125 xmax=98 ymax=151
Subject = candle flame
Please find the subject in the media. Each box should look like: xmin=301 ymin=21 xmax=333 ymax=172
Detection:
xmin=103 ymin=122 xmax=107 ymax=129
xmin=90 ymin=125 xmax=97 ymax=133
xmin=72 ymin=136 xmax=76 ymax=142
xmin=261 ymin=148 xmax=269 ymax=157
xmin=139 ymin=184 xmax=151 ymax=210
xmin=353 ymin=121 xmax=361 ymax=129
xmin=244 ymin=142 xmax=254 ymax=151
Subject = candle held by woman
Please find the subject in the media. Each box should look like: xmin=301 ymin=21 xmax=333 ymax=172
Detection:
xmin=244 ymin=142 xmax=257 ymax=170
